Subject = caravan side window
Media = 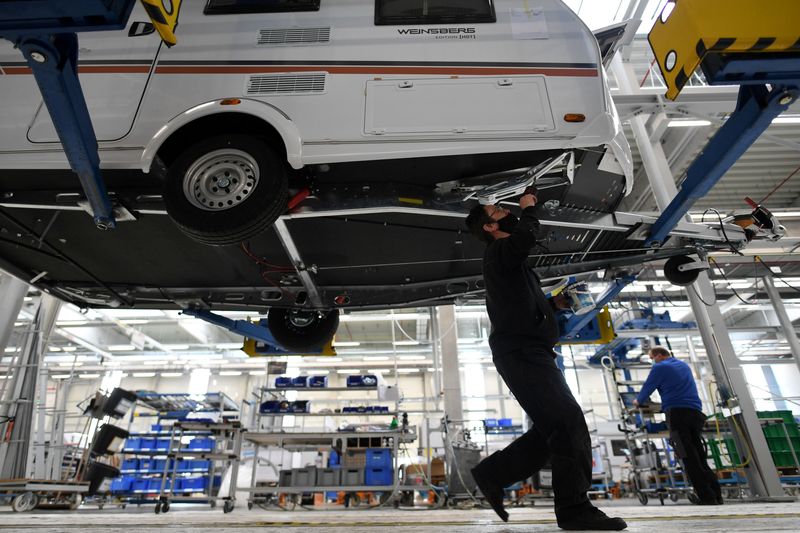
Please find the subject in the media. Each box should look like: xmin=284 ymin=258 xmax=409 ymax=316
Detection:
xmin=375 ymin=0 xmax=496 ymax=25
xmin=204 ymin=0 xmax=321 ymax=15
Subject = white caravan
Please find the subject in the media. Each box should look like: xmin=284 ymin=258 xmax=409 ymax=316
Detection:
xmin=0 ymin=0 xmax=632 ymax=245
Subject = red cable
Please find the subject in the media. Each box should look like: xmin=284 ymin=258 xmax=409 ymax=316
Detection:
xmin=760 ymin=163 xmax=800 ymax=204
xmin=640 ymin=58 xmax=658 ymax=88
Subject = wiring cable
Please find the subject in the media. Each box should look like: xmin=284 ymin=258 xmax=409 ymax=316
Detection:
xmin=708 ymin=257 xmax=750 ymax=304
xmin=701 ymin=209 xmax=743 ymax=256
xmin=755 ymin=256 xmax=800 ymax=295
xmin=759 ymin=163 xmax=800 ymax=205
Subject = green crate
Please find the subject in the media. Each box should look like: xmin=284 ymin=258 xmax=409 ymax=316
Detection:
xmin=771 ymin=451 xmax=800 ymax=468
xmin=765 ymin=436 xmax=800 ymax=453
xmin=757 ymin=410 xmax=797 ymax=425
xmin=708 ymin=437 xmax=740 ymax=469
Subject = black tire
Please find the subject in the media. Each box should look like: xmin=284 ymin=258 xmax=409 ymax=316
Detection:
xmin=267 ymin=308 xmax=340 ymax=352
xmin=664 ymin=255 xmax=701 ymax=286
xmin=163 ymin=134 xmax=288 ymax=246
xmin=162 ymin=501 xmax=170 ymax=513
xmin=154 ymin=501 xmax=161 ymax=514
xmin=223 ymin=500 xmax=234 ymax=513
xmin=688 ymin=492 xmax=700 ymax=504
xmin=637 ymin=493 xmax=648 ymax=505
xmin=11 ymin=492 xmax=38 ymax=513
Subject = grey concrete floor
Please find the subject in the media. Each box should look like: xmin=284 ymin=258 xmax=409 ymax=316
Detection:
xmin=1 ymin=499 xmax=799 ymax=532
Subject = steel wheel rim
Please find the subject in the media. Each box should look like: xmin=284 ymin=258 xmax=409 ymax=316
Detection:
xmin=183 ymin=149 xmax=260 ymax=211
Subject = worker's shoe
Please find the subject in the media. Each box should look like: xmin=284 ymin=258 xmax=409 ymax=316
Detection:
xmin=470 ymin=466 xmax=508 ymax=522
xmin=557 ymin=506 xmax=627 ymax=531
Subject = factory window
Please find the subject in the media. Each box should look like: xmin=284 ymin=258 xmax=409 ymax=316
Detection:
xmin=204 ymin=0 xmax=321 ymax=15
xmin=375 ymin=0 xmax=496 ymax=25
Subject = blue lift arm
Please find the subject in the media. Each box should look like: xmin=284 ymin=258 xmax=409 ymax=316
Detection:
xmin=182 ymin=308 xmax=284 ymax=349
xmin=561 ymin=275 xmax=636 ymax=341
xmin=0 ymin=0 xmax=182 ymax=229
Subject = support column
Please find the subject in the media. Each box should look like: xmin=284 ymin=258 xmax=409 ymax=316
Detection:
xmin=0 ymin=273 xmax=28 ymax=353
xmin=686 ymin=335 xmax=711 ymax=410
xmin=762 ymin=274 xmax=800 ymax=375
xmin=436 ymin=305 xmax=463 ymax=422
xmin=0 ymin=293 xmax=61 ymax=479
xmin=613 ymin=56 xmax=785 ymax=499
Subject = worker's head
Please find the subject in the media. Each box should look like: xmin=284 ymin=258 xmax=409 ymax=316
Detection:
xmin=649 ymin=346 xmax=672 ymax=363
xmin=465 ymin=203 xmax=518 ymax=243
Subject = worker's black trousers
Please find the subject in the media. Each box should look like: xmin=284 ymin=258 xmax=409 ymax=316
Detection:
xmin=474 ymin=346 xmax=593 ymax=517
xmin=666 ymin=407 xmax=722 ymax=503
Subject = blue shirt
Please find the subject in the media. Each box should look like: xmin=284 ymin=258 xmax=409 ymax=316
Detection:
xmin=636 ymin=357 xmax=702 ymax=412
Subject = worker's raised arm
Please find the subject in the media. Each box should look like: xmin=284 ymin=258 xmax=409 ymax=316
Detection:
xmin=635 ymin=364 xmax=663 ymax=406
xmin=497 ymin=195 xmax=540 ymax=268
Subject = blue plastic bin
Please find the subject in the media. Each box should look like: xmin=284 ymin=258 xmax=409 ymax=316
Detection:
xmin=275 ymin=376 xmax=292 ymax=388
xmin=188 ymin=438 xmax=214 ymax=451
xmin=498 ymin=418 xmax=513 ymax=427
xmin=346 ymin=375 xmax=364 ymax=387
xmin=139 ymin=438 xmax=157 ymax=451
xmin=329 ymin=450 xmax=340 ymax=466
xmin=182 ymin=477 xmax=208 ymax=492
xmin=309 ymin=375 xmax=328 ymax=388
xmin=110 ymin=476 xmax=133 ymax=493
xmin=260 ymin=400 xmax=281 ymax=413
xmin=291 ymin=400 xmax=310 ymax=413
xmin=148 ymin=478 xmax=166 ymax=492
xmin=366 ymin=448 xmax=392 ymax=469
xmin=120 ymin=459 xmax=139 ymax=472
xmin=155 ymin=438 xmax=171 ymax=451
xmin=131 ymin=478 xmax=149 ymax=493
xmin=291 ymin=376 xmax=308 ymax=388
xmin=123 ymin=437 xmax=141 ymax=451
xmin=365 ymin=467 xmax=393 ymax=486
xmin=484 ymin=418 xmax=498 ymax=428
xmin=138 ymin=459 xmax=154 ymax=472
xmin=151 ymin=424 xmax=163 ymax=433
xmin=192 ymin=459 xmax=211 ymax=472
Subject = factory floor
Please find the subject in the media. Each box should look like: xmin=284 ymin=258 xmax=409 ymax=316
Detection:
xmin=1 ymin=499 xmax=798 ymax=532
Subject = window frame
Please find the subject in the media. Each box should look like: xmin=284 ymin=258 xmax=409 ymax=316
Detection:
xmin=374 ymin=0 xmax=497 ymax=26
xmin=204 ymin=0 xmax=321 ymax=16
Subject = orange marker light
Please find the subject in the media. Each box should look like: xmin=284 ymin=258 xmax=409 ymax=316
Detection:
xmin=564 ymin=113 xmax=586 ymax=123
xmin=220 ymin=98 xmax=242 ymax=106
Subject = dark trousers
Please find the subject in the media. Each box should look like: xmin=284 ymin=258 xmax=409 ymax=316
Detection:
xmin=666 ymin=407 xmax=721 ymax=502
xmin=475 ymin=346 xmax=593 ymax=517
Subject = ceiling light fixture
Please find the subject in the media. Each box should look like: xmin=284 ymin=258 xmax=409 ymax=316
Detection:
xmin=219 ymin=371 xmax=242 ymax=376
xmin=161 ymin=372 xmax=183 ymax=378
xmin=393 ymin=340 xmax=420 ymax=346
xmin=108 ymin=345 xmax=135 ymax=351
xmin=132 ymin=372 xmax=156 ymax=378
xmin=332 ymin=341 xmax=361 ymax=347
xmin=667 ymin=119 xmax=712 ymax=127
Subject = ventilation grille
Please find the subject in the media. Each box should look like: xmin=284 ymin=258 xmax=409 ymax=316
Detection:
xmin=257 ymin=27 xmax=331 ymax=45
xmin=246 ymin=73 xmax=326 ymax=96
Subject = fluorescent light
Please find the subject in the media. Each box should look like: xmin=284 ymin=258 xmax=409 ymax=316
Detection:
xmin=161 ymin=372 xmax=183 ymax=378
xmin=79 ymin=373 xmax=100 ymax=379
xmin=363 ymin=356 xmax=390 ymax=361
xmin=772 ymin=115 xmax=800 ymax=124
xmin=132 ymin=372 xmax=156 ymax=378
xmin=57 ymin=320 xmax=87 ymax=326
xmin=51 ymin=374 xmax=72 ymax=380
xmin=120 ymin=319 xmax=149 ymax=325
xmin=4 ymin=347 xmax=17 ymax=353
xmin=248 ymin=371 xmax=266 ymax=376
xmin=398 ymin=355 xmax=426 ymax=360
xmin=215 ymin=343 xmax=241 ymax=349
xmin=336 ymin=369 xmax=362 ymax=374
xmin=739 ymin=356 xmax=758 ymax=362
xmin=333 ymin=341 xmax=361 ymax=347
xmin=102 ymin=361 xmax=121 ymax=367
xmin=48 ymin=346 xmax=61 ymax=352
xmin=393 ymin=340 xmax=420 ymax=346
xmin=61 ymin=346 xmax=77 ymax=352
xmin=165 ymin=344 xmax=190 ymax=350
xmin=108 ymin=345 xmax=135 ymax=351
xmin=397 ymin=368 xmax=419 ymax=373
xmin=770 ymin=266 xmax=782 ymax=274
xmin=58 ymin=362 xmax=82 ymax=367
xmin=667 ymin=119 xmax=712 ymax=128
xmin=304 ymin=370 xmax=330 ymax=375
xmin=219 ymin=371 xmax=242 ymax=376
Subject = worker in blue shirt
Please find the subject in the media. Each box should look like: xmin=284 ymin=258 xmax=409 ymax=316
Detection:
xmin=634 ymin=346 xmax=722 ymax=505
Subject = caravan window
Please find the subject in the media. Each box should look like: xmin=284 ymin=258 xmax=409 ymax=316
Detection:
xmin=375 ymin=0 xmax=496 ymax=25
xmin=204 ymin=0 xmax=321 ymax=15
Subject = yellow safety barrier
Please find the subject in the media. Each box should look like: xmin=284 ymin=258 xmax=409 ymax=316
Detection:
xmin=139 ymin=0 xmax=182 ymax=47
xmin=648 ymin=0 xmax=800 ymax=100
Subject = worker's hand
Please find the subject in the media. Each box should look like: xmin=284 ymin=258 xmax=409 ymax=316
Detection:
xmin=520 ymin=193 xmax=537 ymax=210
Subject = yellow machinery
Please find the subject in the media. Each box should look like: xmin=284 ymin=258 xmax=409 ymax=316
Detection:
xmin=648 ymin=0 xmax=800 ymax=100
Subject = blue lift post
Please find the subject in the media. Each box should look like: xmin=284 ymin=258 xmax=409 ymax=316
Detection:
xmin=0 ymin=1 xmax=144 ymax=229
xmin=646 ymin=68 xmax=799 ymax=246
xmin=560 ymin=275 xmax=636 ymax=342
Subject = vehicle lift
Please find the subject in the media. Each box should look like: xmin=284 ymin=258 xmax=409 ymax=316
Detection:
xmin=0 ymin=0 xmax=181 ymax=229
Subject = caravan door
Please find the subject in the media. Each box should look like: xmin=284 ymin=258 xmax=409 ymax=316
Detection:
xmin=27 ymin=3 xmax=162 ymax=143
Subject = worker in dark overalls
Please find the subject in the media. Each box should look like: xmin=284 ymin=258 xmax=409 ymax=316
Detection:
xmin=465 ymin=193 xmax=627 ymax=531
xmin=634 ymin=346 xmax=723 ymax=505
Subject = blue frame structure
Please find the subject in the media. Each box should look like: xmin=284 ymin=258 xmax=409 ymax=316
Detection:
xmin=0 ymin=1 xmax=141 ymax=229
xmin=647 ymin=58 xmax=800 ymax=246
